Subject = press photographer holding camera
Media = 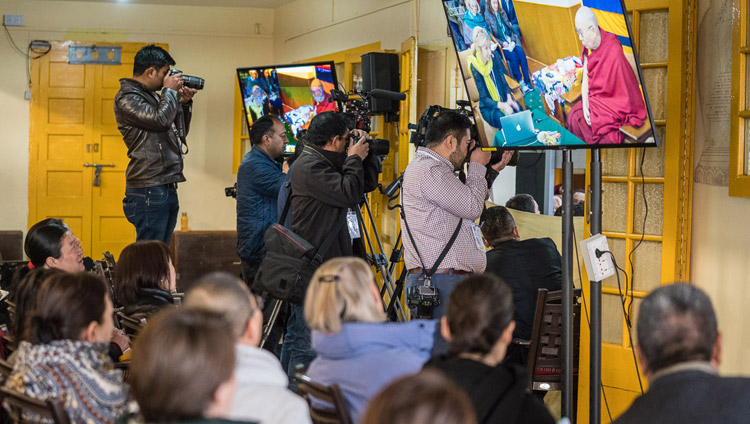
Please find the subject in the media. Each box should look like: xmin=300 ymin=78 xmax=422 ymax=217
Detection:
xmin=401 ymin=109 xmax=512 ymax=319
xmin=114 ymin=45 xmax=199 ymax=244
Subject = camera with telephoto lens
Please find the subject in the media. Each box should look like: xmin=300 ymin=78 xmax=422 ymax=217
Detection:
xmin=170 ymin=69 xmax=205 ymax=90
xmin=348 ymin=134 xmax=390 ymax=157
xmin=407 ymin=284 xmax=441 ymax=319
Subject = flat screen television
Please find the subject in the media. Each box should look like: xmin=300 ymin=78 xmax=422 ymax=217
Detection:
xmin=237 ymin=61 xmax=339 ymax=154
xmin=443 ymin=0 xmax=659 ymax=150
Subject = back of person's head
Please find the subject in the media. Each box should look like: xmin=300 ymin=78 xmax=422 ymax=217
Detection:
xmin=361 ymin=370 xmax=477 ymax=424
xmin=481 ymin=206 xmax=516 ymax=245
xmin=115 ymin=240 xmax=173 ymax=306
xmin=637 ymin=283 xmax=718 ymax=374
xmin=25 ymin=218 xmax=68 ymax=268
xmin=304 ymin=257 xmax=386 ymax=334
xmin=424 ymin=109 xmax=473 ymax=148
xmin=445 ymin=274 xmax=514 ymax=355
xmin=10 ymin=267 xmax=63 ymax=341
xmin=133 ymin=45 xmax=175 ymax=76
xmin=184 ymin=271 xmax=258 ymax=341
xmin=505 ymin=193 xmax=536 ymax=213
xmin=28 ymin=272 xmax=108 ymax=344
xmin=131 ymin=308 xmax=236 ymax=422
xmin=306 ymin=111 xmax=349 ymax=147
xmin=250 ymin=114 xmax=280 ymax=145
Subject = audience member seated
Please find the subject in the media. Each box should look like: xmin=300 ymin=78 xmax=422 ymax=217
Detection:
xmin=499 ymin=0 xmax=521 ymax=40
xmin=468 ymin=27 xmax=521 ymax=129
xmin=24 ymin=218 xmax=84 ymax=273
xmin=505 ymin=193 xmax=539 ymax=214
xmin=184 ymin=272 xmax=311 ymax=424
xmin=361 ymin=370 xmax=477 ymax=424
xmin=305 ymin=257 xmax=438 ymax=422
xmin=130 ymin=308 xmax=253 ymax=424
xmin=115 ymin=240 xmax=176 ymax=326
xmin=573 ymin=189 xmax=586 ymax=204
xmin=6 ymin=272 xmax=127 ymax=423
xmin=613 ymin=283 xmax=750 ymax=424
xmin=481 ymin=206 xmax=561 ymax=365
xmin=485 ymin=0 xmax=532 ymax=93
xmin=425 ymin=274 xmax=555 ymax=424
xmin=553 ymin=201 xmax=585 ymax=217
xmin=567 ymin=6 xmax=647 ymax=144
xmin=461 ymin=0 xmax=487 ymax=48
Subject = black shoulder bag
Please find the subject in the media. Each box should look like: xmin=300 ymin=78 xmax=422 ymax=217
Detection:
xmin=254 ymin=187 xmax=347 ymax=305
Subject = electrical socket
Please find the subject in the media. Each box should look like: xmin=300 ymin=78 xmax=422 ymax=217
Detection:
xmin=579 ymin=234 xmax=615 ymax=282
xmin=3 ymin=14 xmax=23 ymax=27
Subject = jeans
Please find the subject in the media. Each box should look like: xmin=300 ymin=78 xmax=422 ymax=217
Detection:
xmin=123 ymin=184 xmax=179 ymax=245
xmin=505 ymin=46 xmax=531 ymax=84
xmin=280 ymin=304 xmax=316 ymax=385
xmin=405 ymin=271 xmax=466 ymax=319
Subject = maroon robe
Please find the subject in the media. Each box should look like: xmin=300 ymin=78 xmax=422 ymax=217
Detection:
xmin=568 ymin=29 xmax=647 ymax=144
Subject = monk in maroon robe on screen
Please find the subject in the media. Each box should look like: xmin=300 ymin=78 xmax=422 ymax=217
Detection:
xmin=567 ymin=6 xmax=647 ymax=144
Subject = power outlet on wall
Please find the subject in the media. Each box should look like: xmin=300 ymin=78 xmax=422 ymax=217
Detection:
xmin=3 ymin=15 xmax=23 ymax=27
xmin=579 ymin=234 xmax=615 ymax=282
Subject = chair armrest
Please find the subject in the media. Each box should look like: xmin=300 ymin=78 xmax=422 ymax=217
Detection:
xmin=561 ymin=83 xmax=582 ymax=103
xmin=505 ymin=74 xmax=520 ymax=91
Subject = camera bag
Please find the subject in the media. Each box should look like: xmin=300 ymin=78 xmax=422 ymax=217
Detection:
xmin=254 ymin=188 xmax=346 ymax=305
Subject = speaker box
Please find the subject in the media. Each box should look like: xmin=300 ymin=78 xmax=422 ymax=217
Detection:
xmin=361 ymin=52 xmax=400 ymax=115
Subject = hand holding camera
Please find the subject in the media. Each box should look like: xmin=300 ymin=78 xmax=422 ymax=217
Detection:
xmin=347 ymin=129 xmax=370 ymax=160
xmin=163 ymin=71 xmax=183 ymax=91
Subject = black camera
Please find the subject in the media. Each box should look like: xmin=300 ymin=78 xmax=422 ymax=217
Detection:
xmin=349 ymin=135 xmax=390 ymax=156
xmin=170 ymin=69 xmax=205 ymax=90
xmin=407 ymin=284 xmax=441 ymax=319
xmin=225 ymin=183 xmax=237 ymax=198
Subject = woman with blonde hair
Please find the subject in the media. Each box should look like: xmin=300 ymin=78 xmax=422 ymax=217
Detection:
xmin=304 ymin=257 xmax=438 ymax=422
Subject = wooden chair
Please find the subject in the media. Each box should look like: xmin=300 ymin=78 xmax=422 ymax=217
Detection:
xmin=0 ymin=358 xmax=13 ymax=384
xmin=115 ymin=311 xmax=146 ymax=338
xmin=2 ymin=334 xmax=16 ymax=357
xmin=295 ymin=370 xmax=353 ymax=424
xmin=0 ymin=386 xmax=70 ymax=424
xmin=512 ymin=288 xmax=582 ymax=423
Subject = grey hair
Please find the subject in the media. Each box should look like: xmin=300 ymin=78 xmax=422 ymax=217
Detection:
xmin=575 ymin=6 xmax=599 ymax=27
xmin=637 ymin=283 xmax=718 ymax=373
xmin=183 ymin=271 xmax=255 ymax=339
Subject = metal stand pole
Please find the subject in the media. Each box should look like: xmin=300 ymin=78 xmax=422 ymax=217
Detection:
xmin=561 ymin=150 xmax=574 ymax=419
xmin=589 ymin=149 xmax=602 ymax=424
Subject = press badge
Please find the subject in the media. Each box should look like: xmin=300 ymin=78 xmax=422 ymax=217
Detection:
xmin=347 ymin=210 xmax=361 ymax=239
xmin=470 ymin=223 xmax=487 ymax=252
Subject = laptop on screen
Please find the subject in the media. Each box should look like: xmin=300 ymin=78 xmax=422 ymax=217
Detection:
xmin=499 ymin=110 xmax=536 ymax=146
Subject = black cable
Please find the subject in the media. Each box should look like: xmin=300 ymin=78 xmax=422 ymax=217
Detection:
xmin=626 ymin=148 xmax=648 ymax=321
xmin=2 ymin=23 xmax=29 ymax=58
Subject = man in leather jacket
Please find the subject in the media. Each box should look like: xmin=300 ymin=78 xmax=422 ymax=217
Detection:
xmin=114 ymin=45 xmax=197 ymax=244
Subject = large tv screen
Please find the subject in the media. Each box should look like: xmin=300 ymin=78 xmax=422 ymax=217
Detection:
xmin=443 ymin=0 xmax=659 ymax=150
xmin=237 ymin=61 xmax=338 ymax=154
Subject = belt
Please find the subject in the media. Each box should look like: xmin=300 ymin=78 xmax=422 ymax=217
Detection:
xmin=408 ymin=267 xmax=470 ymax=276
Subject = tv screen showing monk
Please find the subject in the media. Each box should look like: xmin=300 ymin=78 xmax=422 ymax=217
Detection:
xmin=442 ymin=0 xmax=658 ymax=150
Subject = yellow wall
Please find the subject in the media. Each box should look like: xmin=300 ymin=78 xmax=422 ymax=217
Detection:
xmin=0 ymin=0 xmax=274 ymax=232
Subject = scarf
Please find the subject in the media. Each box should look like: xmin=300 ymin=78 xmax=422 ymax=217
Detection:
xmin=467 ymin=49 xmax=501 ymax=102
xmin=463 ymin=10 xmax=486 ymax=32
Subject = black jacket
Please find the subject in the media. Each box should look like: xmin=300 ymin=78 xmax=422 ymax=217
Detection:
xmin=114 ymin=78 xmax=191 ymax=188
xmin=122 ymin=287 xmax=174 ymax=330
xmin=290 ymin=144 xmax=364 ymax=261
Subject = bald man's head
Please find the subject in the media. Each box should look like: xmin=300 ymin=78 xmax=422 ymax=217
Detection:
xmin=575 ymin=6 xmax=602 ymax=50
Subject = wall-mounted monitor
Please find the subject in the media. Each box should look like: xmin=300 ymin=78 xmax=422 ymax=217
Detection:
xmin=237 ymin=61 xmax=338 ymax=154
xmin=443 ymin=0 xmax=659 ymax=150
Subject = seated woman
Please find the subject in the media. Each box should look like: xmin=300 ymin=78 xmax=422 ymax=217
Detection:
xmin=425 ymin=274 xmax=555 ymax=424
xmin=485 ymin=0 xmax=533 ymax=93
xmin=24 ymin=218 xmax=84 ymax=273
xmin=461 ymin=0 xmax=487 ymax=48
xmin=468 ymin=26 xmax=521 ymax=129
xmin=305 ymin=257 xmax=438 ymax=422
xmin=114 ymin=240 xmax=176 ymax=327
xmin=6 ymin=272 xmax=127 ymax=423
xmin=130 ymin=308 xmax=252 ymax=423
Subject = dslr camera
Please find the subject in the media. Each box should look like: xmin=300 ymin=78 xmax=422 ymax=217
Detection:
xmin=348 ymin=134 xmax=390 ymax=157
xmin=170 ymin=69 xmax=205 ymax=90
xmin=407 ymin=284 xmax=440 ymax=319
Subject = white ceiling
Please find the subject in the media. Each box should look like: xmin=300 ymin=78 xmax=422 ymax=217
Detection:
xmin=41 ymin=0 xmax=295 ymax=8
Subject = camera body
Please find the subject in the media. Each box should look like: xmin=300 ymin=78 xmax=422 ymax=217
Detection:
xmin=348 ymin=135 xmax=390 ymax=156
xmin=170 ymin=69 xmax=205 ymax=90
xmin=407 ymin=284 xmax=441 ymax=319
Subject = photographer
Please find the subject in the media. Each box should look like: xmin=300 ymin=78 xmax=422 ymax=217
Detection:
xmin=280 ymin=111 xmax=370 ymax=379
xmin=401 ymin=109 xmax=510 ymax=318
xmin=114 ymin=45 xmax=197 ymax=244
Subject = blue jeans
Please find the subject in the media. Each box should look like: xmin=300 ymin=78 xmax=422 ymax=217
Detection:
xmin=405 ymin=272 xmax=466 ymax=319
xmin=280 ymin=304 xmax=316 ymax=383
xmin=505 ymin=46 xmax=531 ymax=84
xmin=123 ymin=184 xmax=179 ymax=245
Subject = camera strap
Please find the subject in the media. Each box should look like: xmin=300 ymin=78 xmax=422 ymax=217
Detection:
xmin=400 ymin=206 xmax=462 ymax=280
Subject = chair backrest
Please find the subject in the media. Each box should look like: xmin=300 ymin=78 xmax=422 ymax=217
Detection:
xmin=295 ymin=371 xmax=353 ymax=424
xmin=115 ymin=311 xmax=146 ymax=338
xmin=525 ymin=288 xmax=582 ymax=392
xmin=0 ymin=386 xmax=70 ymax=424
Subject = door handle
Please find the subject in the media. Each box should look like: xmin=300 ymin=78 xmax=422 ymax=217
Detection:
xmin=83 ymin=163 xmax=115 ymax=186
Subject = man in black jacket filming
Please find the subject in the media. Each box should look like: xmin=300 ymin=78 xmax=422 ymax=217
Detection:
xmin=114 ymin=45 xmax=197 ymax=244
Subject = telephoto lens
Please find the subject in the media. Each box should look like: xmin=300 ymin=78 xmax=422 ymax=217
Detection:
xmin=170 ymin=69 xmax=205 ymax=90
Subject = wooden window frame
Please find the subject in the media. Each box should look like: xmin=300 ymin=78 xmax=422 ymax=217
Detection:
xmin=730 ymin=0 xmax=750 ymax=196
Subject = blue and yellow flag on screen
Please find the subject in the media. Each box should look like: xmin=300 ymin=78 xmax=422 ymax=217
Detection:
xmin=583 ymin=0 xmax=633 ymax=55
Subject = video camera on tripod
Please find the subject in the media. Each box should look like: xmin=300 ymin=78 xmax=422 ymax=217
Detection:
xmin=330 ymin=88 xmax=405 ymax=157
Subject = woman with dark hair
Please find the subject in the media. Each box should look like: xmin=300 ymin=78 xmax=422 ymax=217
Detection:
xmin=485 ymin=0 xmax=533 ymax=93
xmin=425 ymin=274 xmax=554 ymax=424
xmin=6 ymin=272 xmax=127 ymax=423
xmin=24 ymin=218 xmax=84 ymax=273
xmin=130 ymin=308 xmax=251 ymax=423
xmin=7 ymin=268 xmax=63 ymax=353
xmin=114 ymin=240 xmax=176 ymax=325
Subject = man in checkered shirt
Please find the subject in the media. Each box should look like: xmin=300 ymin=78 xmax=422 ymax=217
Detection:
xmin=401 ymin=109 xmax=511 ymax=318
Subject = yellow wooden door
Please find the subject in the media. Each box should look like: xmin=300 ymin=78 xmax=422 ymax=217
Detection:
xmin=29 ymin=41 xmax=157 ymax=259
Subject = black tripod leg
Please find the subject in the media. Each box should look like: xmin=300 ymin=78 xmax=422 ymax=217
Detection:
xmin=260 ymin=299 xmax=284 ymax=350
xmin=386 ymin=267 xmax=407 ymax=321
